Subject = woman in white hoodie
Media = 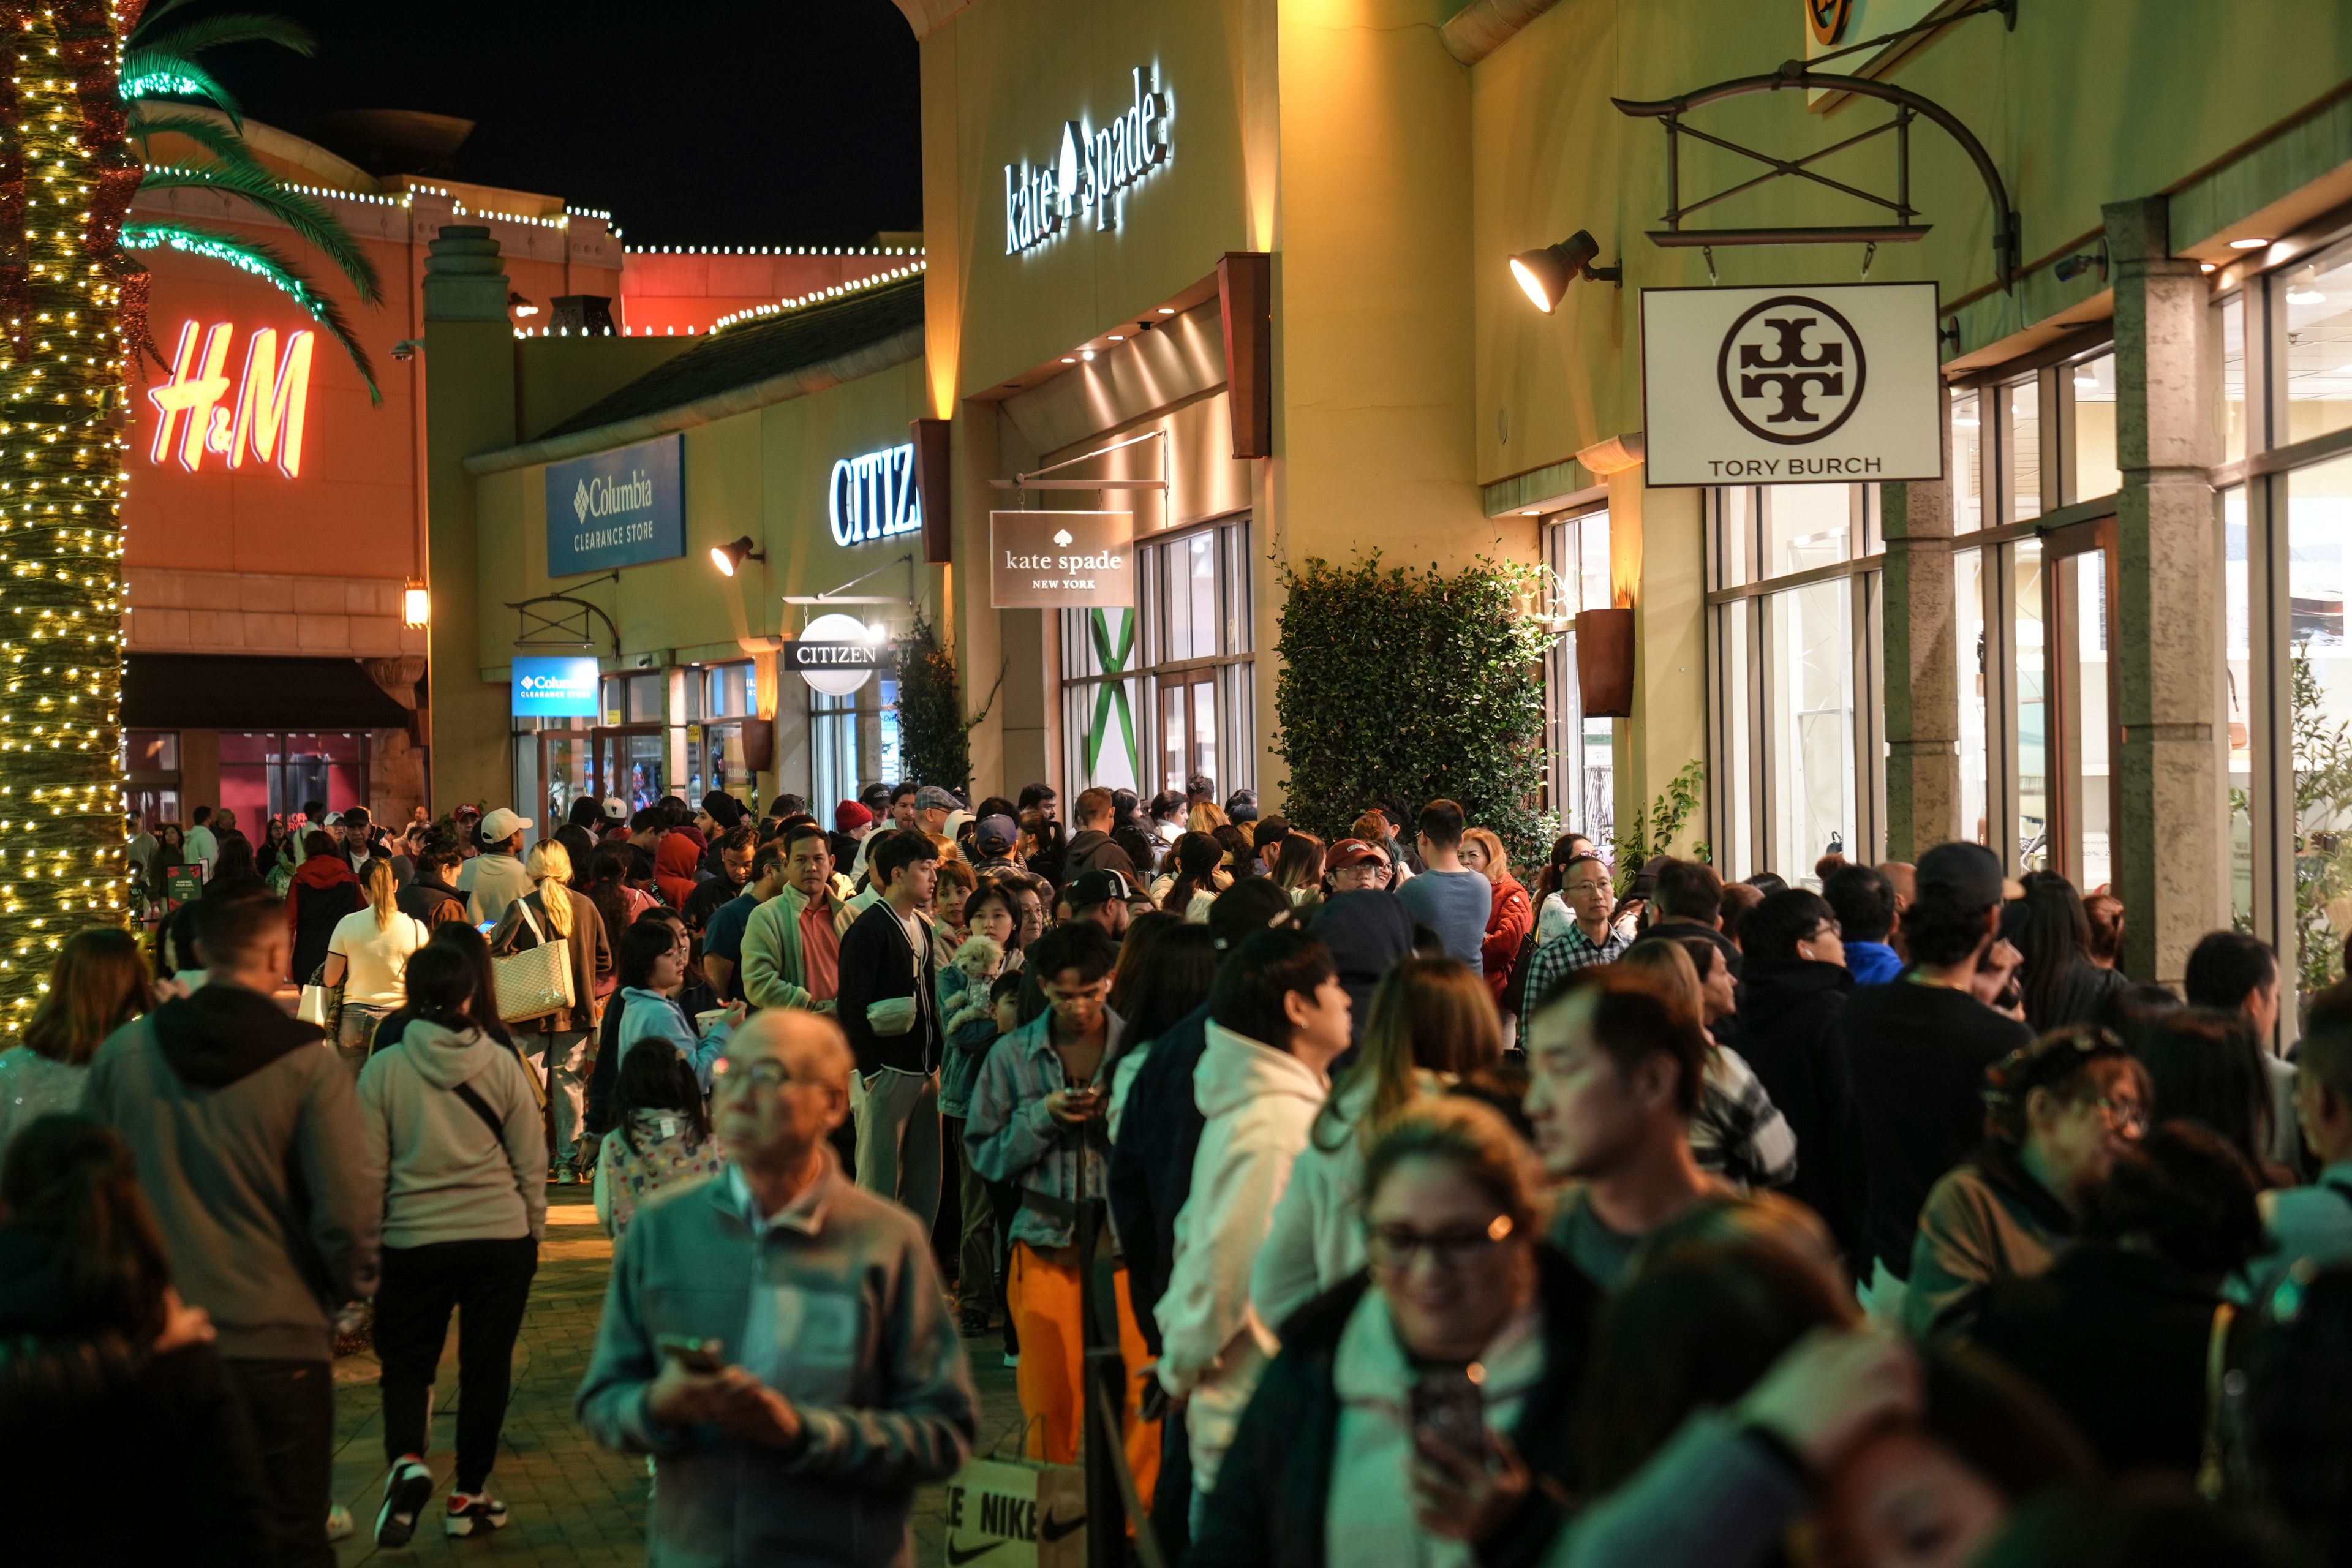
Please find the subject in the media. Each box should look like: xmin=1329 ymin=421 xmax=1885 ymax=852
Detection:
xmin=1155 ymin=923 xmax=1354 ymax=1526
xmin=1251 ymin=956 xmax=1503 ymax=1334
xmin=355 ymin=944 xmax=548 ymax=1547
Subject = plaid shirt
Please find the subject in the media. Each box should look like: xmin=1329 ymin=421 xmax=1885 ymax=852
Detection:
xmin=1518 ymin=922 xmax=1629 ymax=1012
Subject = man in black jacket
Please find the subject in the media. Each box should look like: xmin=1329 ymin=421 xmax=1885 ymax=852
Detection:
xmin=835 ymin=828 xmax=947 ymax=1231
xmin=1063 ymin=786 xmax=1137 ymax=881
xmin=1841 ymin=841 xmax=2031 ymax=1298
xmin=394 ymin=836 xmax=470 ymax=930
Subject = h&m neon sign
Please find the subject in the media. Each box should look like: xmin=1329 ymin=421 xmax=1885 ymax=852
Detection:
xmin=145 ymin=320 xmax=315 ymax=477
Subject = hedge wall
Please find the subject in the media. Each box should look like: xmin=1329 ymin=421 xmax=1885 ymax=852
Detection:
xmin=1273 ymin=553 xmax=1555 ymax=868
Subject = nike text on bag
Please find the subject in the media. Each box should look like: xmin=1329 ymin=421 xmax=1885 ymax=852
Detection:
xmin=940 ymin=1454 xmax=1085 ymax=1568
xmin=491 ymin=902 xmax=575 ymax=1023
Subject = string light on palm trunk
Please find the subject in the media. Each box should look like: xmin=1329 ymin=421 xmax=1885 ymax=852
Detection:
xmin=0 ymin=3 xmax=136 ymax=1023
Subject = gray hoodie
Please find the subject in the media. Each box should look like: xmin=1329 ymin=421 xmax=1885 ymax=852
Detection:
xmin=357 ymin=1019 xmax=548 ymax=1250
xmin=81 ymin=984 xmax=380 ymax=1361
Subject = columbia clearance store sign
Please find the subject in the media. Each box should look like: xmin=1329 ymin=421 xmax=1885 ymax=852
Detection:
xmin=1641 ymin=282 xmax=1940 ymax=487
xmin=546 ymin=432 xmax=685 ymax=575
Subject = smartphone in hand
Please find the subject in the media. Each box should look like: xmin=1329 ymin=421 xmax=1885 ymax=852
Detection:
xmin=1410 ymin=1366 xmax=1487 ymax=1464
xmin=656 ymin=1333 xmax=725 ymax=1375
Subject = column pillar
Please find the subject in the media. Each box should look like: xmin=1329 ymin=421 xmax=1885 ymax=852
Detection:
xmin=1612 ymin=473 xmax=1706 ymax=858
xmin=2108 ymin=195 xmax=2222 ymax=986
xmin=421 ymin=225 xmax=518 ymax=816
xmin=1883 ymin=404 xmax=1960 ymax=859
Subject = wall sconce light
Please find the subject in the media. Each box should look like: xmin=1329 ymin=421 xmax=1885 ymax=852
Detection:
xmin=710 ymin=536 xmax=766 ymax=577
xmin=1576 ymin=607 xmax=1635 ymax=717
xmin=508 ymin=291 xmax=540 ymax=318
xmin=1510 ymin=230 xmax=1623 ymax=314
xmin=2053 ymin=242 xmax=2108 ymax=284
xmin=402 ymin=584 xmax=430 ymax=628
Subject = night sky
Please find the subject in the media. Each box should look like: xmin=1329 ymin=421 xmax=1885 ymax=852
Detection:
xmin=200 ymin=0 xmax=924 ymax=247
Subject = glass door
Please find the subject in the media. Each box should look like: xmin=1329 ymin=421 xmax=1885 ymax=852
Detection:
xmin=541 ymin=732 xmax=593 ymax=827
xmin=2041 ymin=517 xmax=2120 ymax=890
xmin=1158 ymin=673 xmax=1218 ymax=795
xmin=594 ymin=726 xmax=666 ymax=813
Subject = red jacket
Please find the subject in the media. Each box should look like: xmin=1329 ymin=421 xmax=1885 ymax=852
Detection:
xmin=1481 ymin=870 xmax=1534 ymax=1005
xmin=654 ymin=835 xmax=701 ymax=910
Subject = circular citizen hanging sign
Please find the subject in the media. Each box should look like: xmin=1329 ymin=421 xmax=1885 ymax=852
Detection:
xmin=1808 ymin=0 xmax=1853 ymax=44
xmin=1714 ymin=294 xmax=1869 ymax=447
xmin=791 ymin=611 xmax=884 ymax=696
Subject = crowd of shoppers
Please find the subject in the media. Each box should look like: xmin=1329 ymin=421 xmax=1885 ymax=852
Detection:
xmin=31 ymin=776 xmax=2352 ymax=1568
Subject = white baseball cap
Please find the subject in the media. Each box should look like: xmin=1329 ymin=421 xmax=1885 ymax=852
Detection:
xmin=480 ymin=807 xmax=533 ymax=842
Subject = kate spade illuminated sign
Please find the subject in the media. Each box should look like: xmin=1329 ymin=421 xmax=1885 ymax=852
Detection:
xmin=146 ymin=320 xmax=314 ymax=476
xmin=1004 ymin=66 xmax=1172 ymax=256
xmin=829 ymin=442 xmax=922 ymax=547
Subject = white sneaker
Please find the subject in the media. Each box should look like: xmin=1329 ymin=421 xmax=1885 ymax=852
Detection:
xmin=444 ymin=1491 xmax=510 ymax=1537
xmin=375 ymin=1457 xmax=435 ymax=1548
xmin=326 ymin=1504 xmax=353 ymax=1542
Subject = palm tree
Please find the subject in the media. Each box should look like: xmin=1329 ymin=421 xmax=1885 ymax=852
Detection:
xmin=121 ymin=1 xmax=384 ymax=394
xmin=0 ymin=1 xmax=385 ymax=1020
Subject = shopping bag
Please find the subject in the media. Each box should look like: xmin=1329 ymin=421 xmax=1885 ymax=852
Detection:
xmin=297 ymin=964 xmax=341 ymax=1035
xmin=941 ymin=1452 xmax=1087 ymax=1568
xmin=491 ymin=901 xmax=575 ymax=1023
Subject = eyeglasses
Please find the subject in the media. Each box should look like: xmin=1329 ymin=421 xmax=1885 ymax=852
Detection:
xmin=1564 ymin=880 xmax=1611 ymax=898
xmin=2092 ymin=1095 xmax=2147 ymax=1135
xmin=714 ymin=1058 xmax=833 ymax=1094
xmin=1805 ymin=919 xmax=1842 ymax=940
xmin=1365 ymin=1213 xmax=1515 ymax=1273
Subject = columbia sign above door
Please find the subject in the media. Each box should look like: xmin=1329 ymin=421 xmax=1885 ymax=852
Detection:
xmin=1640 ymin=281 xmax=1942 ymax=487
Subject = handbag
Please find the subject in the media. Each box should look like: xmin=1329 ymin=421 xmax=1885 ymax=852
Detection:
xmin=866 ymin=995 xmax=919 ymax=1037
xmin=491 ymin=898 xmax=576 ymax=1024
xmin=297 ymin=962 xmax=342 ymax=1035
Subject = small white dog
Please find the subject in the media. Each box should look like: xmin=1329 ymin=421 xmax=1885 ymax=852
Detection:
xmin=943 ymin=934 xmax=1006 ymax=1036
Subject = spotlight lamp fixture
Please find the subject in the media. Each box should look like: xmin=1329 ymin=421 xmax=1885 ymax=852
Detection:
xmin=1509 ymin=230 xmax=1623 ymax=314
xmin=710 ymin=536 xmax=766 ymax=577
xmin=2053 ymin=241 xmax=2108 ymax=284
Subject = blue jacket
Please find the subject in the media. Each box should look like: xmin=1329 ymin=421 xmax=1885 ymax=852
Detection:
xmin=1844 ymin=941 xmax=1904 ymax=987
xmin=616 ymin=987 xmax=728 ymax=1092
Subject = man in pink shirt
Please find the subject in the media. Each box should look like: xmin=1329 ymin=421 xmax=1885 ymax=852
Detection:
xmin=740 ymin=823 xmax=856 ymax=1014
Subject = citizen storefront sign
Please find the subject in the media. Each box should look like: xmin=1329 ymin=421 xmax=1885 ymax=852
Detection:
xmin=990 ymin=511 xmax=1136 ymax=609
xmin=1003 ymin=66 xmax=1172 ymax=255
xmin=790 ymin=612 xmax=892 ymax=696
xmin=1640 ymin=281 xmax=1941 ymax=487
xmin=829 ymin=442 xmax=922 ymax=548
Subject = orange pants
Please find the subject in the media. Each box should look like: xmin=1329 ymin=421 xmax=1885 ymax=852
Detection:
xmin=1006 ymin=1241 xmax=1161 ymax=1509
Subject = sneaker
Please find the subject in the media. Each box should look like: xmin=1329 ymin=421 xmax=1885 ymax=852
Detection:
xmin=326 ymin=1505 xmax=354 ymax=1542
xmin=444 ymin=1491 xmax=510 ymax=1537
xmin=375 ymin=1457 xmax=435 ymax=1548
xmin=548 ymin=1160 xmax=575 ymax=1186
xmin=958 ymin=1307 xmax=992 ymax=1340
xmin=1003 ymin=1351 xmax=1020 ymax=1369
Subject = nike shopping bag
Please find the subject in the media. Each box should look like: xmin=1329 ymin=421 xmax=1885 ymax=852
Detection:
xmin=941 ymin=1454 xmax=1085 ymax=1568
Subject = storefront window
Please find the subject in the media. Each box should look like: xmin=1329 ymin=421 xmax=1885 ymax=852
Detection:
xmin=812 ymin=678 xmax=901 ymax=815
xmin=686 ymin=662 xmax=760 ymax=804
xmin=2012 ymin=539 xmax=2047 ymax=869
xmin=1954 ymin=548 xmax=1989 ymax=845
xmin=1061 ymin=516 xmax=1254 ymax=797
xmin=2282 ymin=240 xmax=2352 ymax=447
xmin=2068 ymin=352 xmax=2120 ymax=503
xmin=2004 ymin=377 xmax=2043 ymax=522
xmin=219 ymin=731 xmax=369 ymax=824
xmin=1706 ymin=484 xmax=1878 ymax=881
xmin=2220 ymin=294 xmax=2249 ymax=466
xmin=1951 ymin=390 xmax=1985 ymax=532
xmin=1543 ymin=508 xmax=1615 ymax=845
xmin=123 ymin=729 xmax=181 ymax=829
xmin=1765 ymin=579 xmax=1855 ymax=880
xmin=2225 ymin=486 xmax=2253 ymax=925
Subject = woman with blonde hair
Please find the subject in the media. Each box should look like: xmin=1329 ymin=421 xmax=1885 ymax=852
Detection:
xmin=489 ymin=839 xmax=612 ymax=1183
xmin=1616 ymin=938 xmax=1798 ymax=1194
xmin=1187 ymin=799 xmax=1229 ymax=835
xmin=1458 ymin=827 xmax=1534 ymax=1013
xmin=1250 ymin=954 xmax=1504 ymax=1330
xmin=0 ymin=929 xmax=153 ymax=1160
xmin=325 ymin=856 xmax=432 ymax=1074
xmin=1272 ymin=830 xmax=1327 ymax=907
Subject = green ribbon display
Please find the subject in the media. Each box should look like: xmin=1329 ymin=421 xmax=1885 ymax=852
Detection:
xmin=1085 ymin=609 xmax=1137 ymax=779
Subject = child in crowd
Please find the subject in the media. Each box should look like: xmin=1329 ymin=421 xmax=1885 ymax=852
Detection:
xmin=592 ymin=1041 xmax=725 ymax=1240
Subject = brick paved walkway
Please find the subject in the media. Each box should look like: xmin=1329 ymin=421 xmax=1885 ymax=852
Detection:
xmin=328 ymin=1197 xmax=1020 ymax=1565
